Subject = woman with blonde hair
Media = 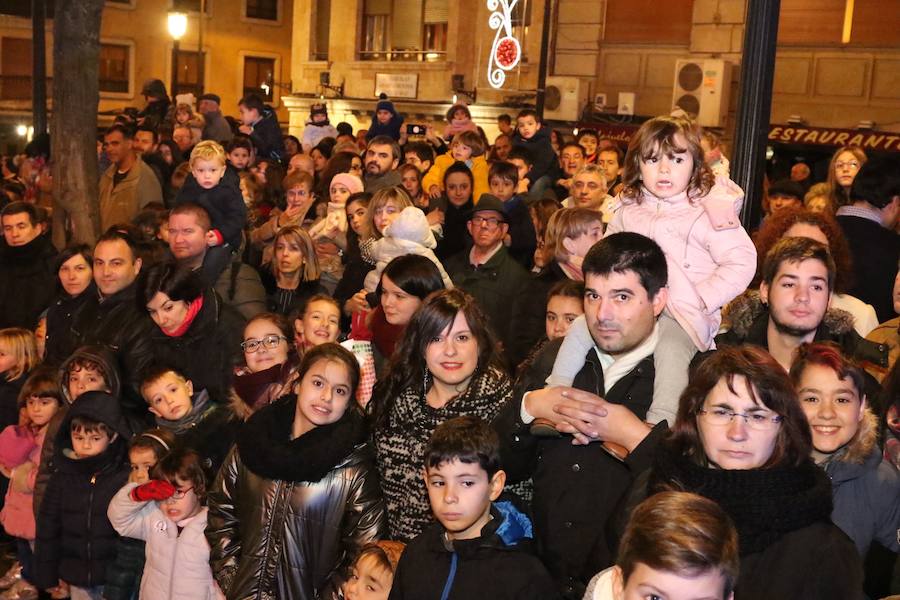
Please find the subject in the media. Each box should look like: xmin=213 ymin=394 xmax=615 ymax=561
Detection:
xmin=265 ymin=226 xmax=326 ymax=316
xmin=827 ymin=145 xmax=867 ymax=209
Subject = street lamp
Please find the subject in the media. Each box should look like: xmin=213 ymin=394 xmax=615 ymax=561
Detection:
xmin=168 ymin=12 xmax=188 ymax=96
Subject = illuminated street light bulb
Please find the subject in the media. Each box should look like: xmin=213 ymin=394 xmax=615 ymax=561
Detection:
xmin=15 ymin=125 xmax=27 ymax=137
xmin=167 ymin=12 xmax=188 ymax=40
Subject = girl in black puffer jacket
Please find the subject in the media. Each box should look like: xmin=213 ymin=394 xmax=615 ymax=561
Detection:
xmin=207 ymin=344 xmax=386 ymax=600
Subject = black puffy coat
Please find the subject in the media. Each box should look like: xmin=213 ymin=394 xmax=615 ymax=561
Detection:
xmin=33 ymin=391 xmax=131 ymax=590
xmin=71 ymin=284 xmax=156 ymax=421
xmin=146 ymin=288 xmax=245 ymax=401
xmin=495 ymin=338 xmax=667 ymax=599
xmin=0 ymin=233 xmax=57 ymax=329
xmin=207 ymin=395 xmax=386 ymax=600
xmin=389 ymin=503 xmax=560 ymax=600
xmin=174 ymin=169 xmax=247 ymax=250
xmin=509 ymin=262 xmax=571 ymax=368
xmin=247 ymin=106 xmax=285 ymax=163
xmin=44 ymin=282 xmax=96 ymax=367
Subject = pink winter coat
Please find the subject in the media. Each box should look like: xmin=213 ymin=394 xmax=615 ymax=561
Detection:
xmin=606 ymin=177 xmax=757 ymax=351
xmin=0 ymin=425 xmax=45 ymax=540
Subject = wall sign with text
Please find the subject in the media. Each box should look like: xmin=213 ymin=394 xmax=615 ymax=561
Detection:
xmin=374 ymin=73 xmax=419 ymax=99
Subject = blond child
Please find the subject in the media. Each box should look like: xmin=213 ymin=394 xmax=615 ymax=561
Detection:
xmin=423 ymin=130 xmax=490 ymax=203
xmin=174 ymin=140 xmax=247 ymax=285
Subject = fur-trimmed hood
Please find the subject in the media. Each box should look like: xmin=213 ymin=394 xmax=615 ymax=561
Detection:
xmin=722 ymin=290 xmax=856 ymax=339
xmin=829 ymin=408 xmax=879 ymax=467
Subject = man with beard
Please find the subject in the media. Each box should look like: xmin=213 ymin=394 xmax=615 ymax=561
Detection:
xmin=716 ymin=236 xmax=887 ymax=375
xmin=363 ymin=135 xmax=402 ymax=193
xmin=495 ymin=232 xmax=671 ymax=599
xmin=98 ymin=124 xmax=163 ymax=230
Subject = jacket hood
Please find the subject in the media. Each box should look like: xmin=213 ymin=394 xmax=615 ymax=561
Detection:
xmin=55 ymin=390 xmax=133 ymax=455
xmin=59 ymin=345 xmax=122 ymax=404
xmin=829 ymin=407 xmax=878 ymax=467
xmin=384 ymin=206 xmax=436 ymax=248
xmin=722 ymin=290 xmax=856 ymax=339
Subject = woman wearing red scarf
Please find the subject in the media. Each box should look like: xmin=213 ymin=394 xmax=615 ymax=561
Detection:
xmin=137 ymin=262 xmax=245 ymax=401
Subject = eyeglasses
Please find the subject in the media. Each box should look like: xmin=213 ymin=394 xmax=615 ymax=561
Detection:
xmin=835 ymin=161 xmax=860 ymax=170
xmin=698 ymin=407 xmax=784 ymax=431
xmin=241 ymin=334 xmax=287 ymax=353
xmin=470 ymin=216 xmax=503 ymax=229
xmin=168 ymin=486 xmax=194 ymax=500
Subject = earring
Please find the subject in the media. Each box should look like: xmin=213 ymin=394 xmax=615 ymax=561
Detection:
xmin=423 ymin=364 xmax=431 ymax=396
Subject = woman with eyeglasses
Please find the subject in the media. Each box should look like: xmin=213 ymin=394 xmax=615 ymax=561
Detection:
xmin=612 ymin=344 xmax=863 ymax=600
xmin=233 ymin=312 xmax=301 ymax=416
xmin=827 ymin=145 xmax=867 ymax=209
xmin=137 ymin=262 xmax=245 ymax=404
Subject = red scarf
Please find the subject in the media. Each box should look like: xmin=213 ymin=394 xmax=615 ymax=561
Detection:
xmin=162 ymin=296 xmax=204 ymax=337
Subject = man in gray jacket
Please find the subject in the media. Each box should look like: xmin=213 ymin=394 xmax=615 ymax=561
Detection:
xmin=199 ymin=93 xmax=234 ymax=144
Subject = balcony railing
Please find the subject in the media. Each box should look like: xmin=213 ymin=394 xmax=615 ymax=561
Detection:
xmin=358 ymin=49 xmax=446 ymax=62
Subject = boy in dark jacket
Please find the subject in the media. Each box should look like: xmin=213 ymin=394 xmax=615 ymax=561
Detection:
xmin=365 ymin=94 xmax=404 ymax=142
xmin=511 ymin=109 xmax=555 ymax=197
xmin=237 ymin=93 xmax=285 ymax=163
xmin=389 ymin=416 xmax=559 ymax=600
xmin=139 ymin=364 xmax=239 ymax=479
xmin=488 ymin=162 xmax=537 ymax=269
xmin=174 ymin=140 xmax=247 ymax=286
xmin=34 ymin=391 xmax=131 ymax=599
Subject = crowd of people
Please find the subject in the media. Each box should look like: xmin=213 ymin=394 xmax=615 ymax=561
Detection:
xmin=0 ymin=77 xmax=897 ymax=600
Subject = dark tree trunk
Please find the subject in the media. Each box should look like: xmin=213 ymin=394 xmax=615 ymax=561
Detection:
xmin=50 ymin=0 xmax=104 ymax=247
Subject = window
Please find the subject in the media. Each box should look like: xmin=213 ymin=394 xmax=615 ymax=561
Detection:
xmin=99 ymin=43 xmax=129 ymax=93
xmin=604 ymin=0 xmax=693 ymax=44
xmin=243 ymin=56 xmax=275 ymax=101
xmin=172 ymin=0 xmax=210 ymax=12
xmin=246 ymin=0 xmax=278 ymax=20
xmin=359 ymin=0 xmax=447 ymax=61
xmin=0 ymin=37 xmax=31 ymax=100
xmin=311 ymin=0 xmax=331 ymax=60
xmin=778 ymin=0 xmax=900 ymax=47
xmin=173 ymin=49 xmax=205 ymax=97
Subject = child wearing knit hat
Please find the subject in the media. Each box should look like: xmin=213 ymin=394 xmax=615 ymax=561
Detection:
xmin=307 ymin=173 xmax=365 ymax=286
xmin=302 ymin=102 xmax=338 ymax=152
xmin=364 ymin=94 xmax=404 ymax=143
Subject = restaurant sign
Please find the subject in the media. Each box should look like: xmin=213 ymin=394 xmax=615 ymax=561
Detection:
xmin=768 ymin=125 xmax=900 ymax=152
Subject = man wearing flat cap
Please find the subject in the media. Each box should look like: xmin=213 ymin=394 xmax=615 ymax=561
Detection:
xmin=445 ymin=193 xmax=530 ymax=362
xmin=198 ymin=93 xmax=234 ymax=143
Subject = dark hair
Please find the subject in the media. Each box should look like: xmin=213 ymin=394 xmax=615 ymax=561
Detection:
xmin=598 ymin=145 xmax=624 ymax=165
xmin=488 ymin=161 xmax=518 ymax=186
xmin=0 ymin=201 xmax=38 ymax=225
xmin=225 ymin=136 xmax=254 ymax=154
xmin=576 ymin=129 xmax=600 ymax=144
xmin=95 ymin=228 xmax=140 ymax=262
xmin=130 ymin=428 xmax=176 ymax=460
xmin=298 ymin=343 xmax=362 ymax=413
xmin=506 ymin=147 xmax=533 ymax=166
xmin=618 ymin=491 xmax=739 ymax=596
xmin=18 ymin=365 xmax=61 ymax=412
xmin=752 ymin=208 xmax=853 ymax=293
xmin=849 ymin=155 xmax=900 ymax=209
xmin=378 ymin=254 xmax=446 ymax=302
xmin=367 ymin=135 xmax=401 ymax=161
xmin=582 ymin=232 xmax=668 ymax=298
xmin=497 ymin=114 xmax=512 ymax=125
xmin=790 ymin=342 xmax=866 ymax=398
xmin=105 ymin=123 xmax=134 ymax=140
xmin=152 ymin=448 xmax=208 ymax=503
xmin=405 ymin=142 xmax=435 ymax=165
xmin=559 ymin=141 xmax=585 ymax=157
xmin=547 ymin=278 xmax=584 ymax=303
xmin=445 ymin=103 xmax=472 ymax=122
xmin=136 ymin=261 xmax=204 ymax=308
xmin=621 ymin=116 xmax=713 ymax=201
xmin=425 ymin=415 xmax=501 ymax=478
xmin=71 ymin=415 xmax=114 ymax=438
xmin=284 ymin=134 xmax=301 ymax=152
xmin=238 ymin=93 xmax=265 ymax=113
xmin=370 ymin=288 xmax=503 ymax=429
xmin=516 ymin=108 xmax=539 ymax=122
xmin=761 ymin=236 xmax=835 ymax=292
xmin=168 ymin=201 xmax=212 ymax=231
xmin=135 ymin=124 xmax=159 ymax=144
xmin=319 ymin=150 xmax=361 ymax=196
xmin=312 ymin=140 xmax=334 ymax=161
xmin=246 ymin=311 xmax=293 ymax=341
xmin=55 ymin=244 xmax=93 ymax=273
xmin=668 ymin=345 xmax=812 ymax=469
xmin=443 ymin=161 xmax=474 ymax=189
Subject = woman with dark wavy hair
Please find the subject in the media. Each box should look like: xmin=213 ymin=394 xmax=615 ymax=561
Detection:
xmin=621 ymin=345 xmax=863 ymax=600
xmin=751 ymin=207 xmax=877 ymax=336
xmin=369 ymin=287 xmax=514 ymax=542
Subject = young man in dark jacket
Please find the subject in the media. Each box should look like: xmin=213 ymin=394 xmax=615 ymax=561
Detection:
xmin=390 ymin=416 xmax=559 ymax=600
xmin=34 ymin=391 xmax=131 ymax=598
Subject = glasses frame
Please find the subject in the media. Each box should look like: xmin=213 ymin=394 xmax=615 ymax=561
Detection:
xmin=470 ymin=215 xmax=503 ymax=229
xmin=241 ymin=334 xmax=288 ymax=353
xmin=697 ymin=407 xmax=784 ymax=430
xmin=167 ymin=486 xmax=194 ymax=501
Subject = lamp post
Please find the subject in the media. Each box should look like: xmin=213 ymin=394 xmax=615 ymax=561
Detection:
xmin=167 ymin=12 xmax=188 ymax=97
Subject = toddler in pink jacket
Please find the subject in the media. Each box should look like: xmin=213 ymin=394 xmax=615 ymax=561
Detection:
xmin=548 ymin=116 xmax=756 ymax=425
xmin=0 ymin=367 xmax=61 ymax=598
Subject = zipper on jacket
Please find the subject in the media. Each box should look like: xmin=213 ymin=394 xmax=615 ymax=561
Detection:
xmin=86 ymin=473 xmax=97 ymax=588
xmin=257 ymin=479 xmax=283 ymax=600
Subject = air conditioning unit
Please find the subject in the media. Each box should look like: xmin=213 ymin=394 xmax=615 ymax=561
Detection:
xmin=672 ymin=59 xmax=732 ymax=128
xmin=544 ymin=76 xmax=588 ymax=122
